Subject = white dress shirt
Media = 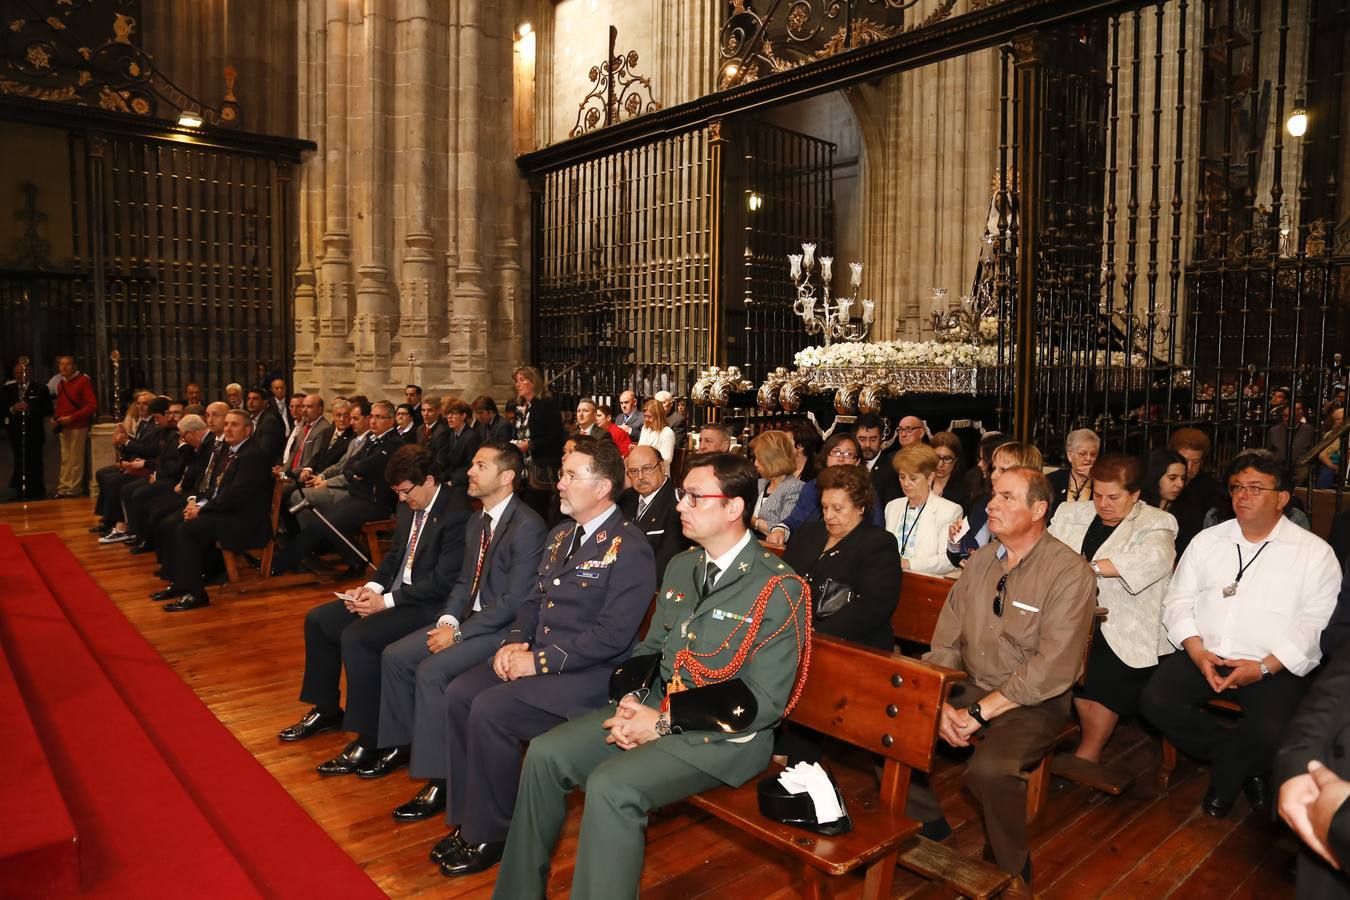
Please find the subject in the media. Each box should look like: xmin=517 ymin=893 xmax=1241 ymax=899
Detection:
xmin=366 ymin=485 xmax=442 ymax=608
xmin=702 ymin=528 xmax=754 ymax=591
xmin=1162 ymin=515 xmax=1341 ymax=676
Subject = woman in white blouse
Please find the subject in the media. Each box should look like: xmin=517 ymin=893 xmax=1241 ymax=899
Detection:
xmin=637 ymin=398 xmax=675 ymax=464
xmin=883 ymin=444 xmax=963 ymax=576
xmin=1048 ymin=453 xmax=1178 ymax=763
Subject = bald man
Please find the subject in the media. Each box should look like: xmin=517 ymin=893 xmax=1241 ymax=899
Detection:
xmin=281 ymin=394 xmax=333 ymax=477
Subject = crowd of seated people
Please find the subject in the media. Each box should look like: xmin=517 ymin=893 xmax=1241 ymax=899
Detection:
xmin=65 ymin=365 xmax=1350 ymax=895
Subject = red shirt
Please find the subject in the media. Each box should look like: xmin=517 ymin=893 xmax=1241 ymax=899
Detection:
xmin=55 ymin=373 xmax=98 ymax=428
xmin=605 ymin=423 xmax=633 ymax=457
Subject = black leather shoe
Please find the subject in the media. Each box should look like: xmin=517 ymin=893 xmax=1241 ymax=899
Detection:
xmin=357 ymin=745 xmax=410 ymax=779
xmin=130 ymin=544 xmax=155 ymax=555
xmin=1244 ymin=775 xmax=1271 ymax=812
xmin=430 ymin=829 xmax=464 ymax=864
xmin=277 ymin=707 xmax=343 ymax=742
xmin=150 ymin=586 xmax=181 ymax=601
xmin=394 ymin=783 xmax=445 ymax=823
xmin=1201 ymin=792 xmax=1236 ymax=818
xmin=439 ymin=840 xmax=505 ymax=877
xmin=920 ymin=816 xmax=952 ymax=842
xmin=163 ymin=592 xmax=210 ymax=612
xmin=316 ymin=740 xmax=372 ymax=777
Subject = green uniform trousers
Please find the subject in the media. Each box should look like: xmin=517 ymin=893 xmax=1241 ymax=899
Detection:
xmin=493 ymin=705 xmax=723 ymax=899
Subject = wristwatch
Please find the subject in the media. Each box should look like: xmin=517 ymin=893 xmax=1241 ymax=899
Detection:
xmin=654 ymin=713 xmax=672 ymax=736
xmin=1089 ymin=560 xmax=1103 ymax=577
xmin=1258 ymin=661 xmax=1271 ymax=679
xmin=966 ymin=703 xmax=989 ymax=729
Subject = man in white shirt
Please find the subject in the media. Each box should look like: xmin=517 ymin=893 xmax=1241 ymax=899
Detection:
xmin=1143 ymin=452 xmax=1342 ymax=818
xmin=376 ymin=442 xmax=548 ymax=823
xmin=275 ymin=445 xmax=471 ymax=783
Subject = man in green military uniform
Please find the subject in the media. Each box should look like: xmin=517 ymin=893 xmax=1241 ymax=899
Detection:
xmin=493 ymin=452 xmax=811 ymax=899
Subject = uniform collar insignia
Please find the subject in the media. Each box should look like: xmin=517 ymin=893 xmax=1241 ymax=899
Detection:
xmin=738 ymin=562 xmax=749 ymax=572
xmin=595 ymin=530 xmax=607 ymax=544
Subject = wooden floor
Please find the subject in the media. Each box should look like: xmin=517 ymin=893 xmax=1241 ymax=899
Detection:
xmin=0 ymin=497 xmax=1301 ymax=898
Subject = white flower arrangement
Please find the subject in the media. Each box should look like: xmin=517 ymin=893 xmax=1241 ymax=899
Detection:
xmin=794 ymin=340 xmax=1001 ymax=370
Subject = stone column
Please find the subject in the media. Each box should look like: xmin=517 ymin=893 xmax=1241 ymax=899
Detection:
xmin=315 ymin=0 xmax=355 ymax=391
xmin=397 ymin=0 xmax=444 ymax=388
xmin=352 ymin=0 xmax=393 ymax=386
xmin=450 ymin=0 xmax=491 ymax=390
xmin=292 ymin=0 xmax=325 ymax=383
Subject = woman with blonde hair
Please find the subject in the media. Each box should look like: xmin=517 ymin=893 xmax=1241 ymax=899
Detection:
xmin=946 ymin=440 xmax=1044 ymax=566
xmin=748 ymin=430 xmax=805 ymax=536
xmin=884 ymin=444 xmax=963 ymax=575
xmin=637 ymin=398 xmax=676 ymax=463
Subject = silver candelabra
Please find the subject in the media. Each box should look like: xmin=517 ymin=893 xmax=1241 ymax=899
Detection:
xmin=787 ymin=242 xmax=875 ymax=346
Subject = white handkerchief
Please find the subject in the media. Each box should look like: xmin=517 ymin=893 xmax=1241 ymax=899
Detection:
xmin=777 ymin=761 xmax=844 ymax=824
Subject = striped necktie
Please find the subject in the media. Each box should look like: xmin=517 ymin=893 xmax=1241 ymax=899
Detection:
xmin=468 ymin=512 xmax=492 ymax=600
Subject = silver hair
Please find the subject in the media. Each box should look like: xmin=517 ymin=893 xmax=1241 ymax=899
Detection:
xmin=1065 ymin=428 xmax=1101 ymax=453
xmin=177 ymin=414 xmax=208 ymax=433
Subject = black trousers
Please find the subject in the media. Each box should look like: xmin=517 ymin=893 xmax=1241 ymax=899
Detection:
xmin=299 ymin=598 xmax=437 ymax=742
xmin=95 ymin=468 xmax=146 ymax=523
xmin=123 ymin=479 xmax=173 ymax=534
xmin=166 ymin=513 xmax=239 ymax=593
xmin=129 ymin=483 xmax=185 ymax=547
xmin=1141 ymin=650 xmax=1310 ymax=800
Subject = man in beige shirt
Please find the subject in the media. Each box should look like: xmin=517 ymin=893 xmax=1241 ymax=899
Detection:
xmin=908 ymin=466 xmax=1097 ymax=887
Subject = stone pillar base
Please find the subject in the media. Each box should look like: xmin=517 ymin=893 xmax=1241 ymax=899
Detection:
xmin=89 ymin=423 xmax=119 ymax=499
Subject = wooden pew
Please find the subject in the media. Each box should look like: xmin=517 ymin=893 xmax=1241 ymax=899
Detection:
xmin=685 ymin=636 xmax=1010 ymax=898
xmin=216 ymin=478 xmax=288 ymax=596
xmin=891 ymin=571 xmax=1132 ymax=816
xmin=360 ymin=518 xmax=397 ymax=568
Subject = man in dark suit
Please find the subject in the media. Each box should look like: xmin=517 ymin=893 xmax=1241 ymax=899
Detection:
xmin=276 ymin=446 xmax=471 ymax=778
xmin=618 ymin=444 xmax=689 ymax=581
xmin=123 ymin=412 xmax=207 ymax=552
xmin=1278 ymin=621 xmax=1350 ymax=898
xmin=436 ymin=399 xmax=482 ymax=491
xmin=145 ymin=402 xmax=229 ymax=560
xmin=307 ymin=399 xmax=355 ymax=475
xmin=855 ymin=413 xmax=901 ymax=508
xmin=95 ymin=396 xmax=171 ymax=541
xmin=377 ymin=442 xmax=548 ymax=822
xmin=405 ymin=384 xmax=425 ymax=428
xmin=157 ymin=409 xmax=274 ymax=612
xmin=429 ymin=437 xmax=655 ymax=877
xmin=472 ymin=395 xmax=514 ymax=445
xmin=270 ymin=377 xmax=294 ymax=431
xmin=273 ymin=400 xmax=400 ymax=573
xmin=418 ymin=395 xmax=449 ymax=455
xmin=247 ymin=386 xmax=287 ymax=462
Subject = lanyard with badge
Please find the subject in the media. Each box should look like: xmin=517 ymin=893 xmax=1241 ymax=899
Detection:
xmin=1223 ymin=541 xmax=1270 ymax=597
xmin=898 ymin=502 xmax=925 ymax=557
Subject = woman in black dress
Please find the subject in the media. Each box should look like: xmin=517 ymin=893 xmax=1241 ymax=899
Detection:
xmin=783 ymin=463 xmax=901 ymax=652
xmin=511 ymin=366 xmax=565 ymax=524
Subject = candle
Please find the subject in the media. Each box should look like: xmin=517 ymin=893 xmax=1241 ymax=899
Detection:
xmin=802 ymin=242 xmax=816 ymax=269
xmin=820 ymin=256 xmax=833 ymax=284
xmin=850 ymin=262 xmax=863 ymax=287
xmin=788 ymin=254 xmax=802 ymax=280
xmin=862 ymin=298 xmax=875 ymax=324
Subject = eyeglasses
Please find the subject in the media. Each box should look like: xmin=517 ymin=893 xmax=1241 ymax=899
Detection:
xmin=675 ymin=487 xmax=731 ymax=507
xmin=992 ymin=573 xmax=1008 ymax=617
xmin=625 ymin=462 xmax=662 ymax=478
xmin=827 ymin=448 xmax=859 ymax=460
xmin=394 ymin=484 xmax=416 ymax=499
xmin=897 ymin=425 xmax=924 ymax=434
xmin=1228 ymin=483 xmax=1281 ymax=497
xmin=935 ymin=454 xmax=957 ymax=465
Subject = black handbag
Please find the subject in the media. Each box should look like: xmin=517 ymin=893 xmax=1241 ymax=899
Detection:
xmin=811 ymin=577 xmax=854 ymax=620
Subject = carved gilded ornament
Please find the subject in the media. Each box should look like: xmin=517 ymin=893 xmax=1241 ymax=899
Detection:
xmin=26 ymin=44 xmax=52 ymax=70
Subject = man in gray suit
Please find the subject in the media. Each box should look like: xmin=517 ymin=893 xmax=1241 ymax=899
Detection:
xmin=279 ymin=394 xmax=334 ymax=478
xmin=377 ymin=441 xmax=547 ymax=822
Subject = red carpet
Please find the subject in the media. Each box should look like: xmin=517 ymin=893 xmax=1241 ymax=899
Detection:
xmin=0 ymin=627 xmax=78 ymax=898
xmin=0 ymin=525 xmax=259 ymax=897
xmin=0 ymin=526 xmax=384 ymax=898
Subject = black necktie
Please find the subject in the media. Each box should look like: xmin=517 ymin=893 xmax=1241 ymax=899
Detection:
xmin=702 ymin=562 xmax=721 ymax=599
xmin=565 ymin=526 xmax=586 ymax=563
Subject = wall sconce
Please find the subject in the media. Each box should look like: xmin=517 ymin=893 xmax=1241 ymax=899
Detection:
xmin=177 ymin=110 xmax=203 ymax=128
xmin=747 ymin=191 xmax=763 ymax=212
xmin=1287 ymin=98 xmax=1308 ymax=137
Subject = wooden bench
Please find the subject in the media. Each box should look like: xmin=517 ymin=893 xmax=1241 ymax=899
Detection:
xmin=686 ymin=636 xmax=1012 ymax=898
xmin=1157 ymin=698 xmax=1243 ymax=790
xmin=891 ymin=572 xmax=1128 ymax=818
xmin=360 ymin=518 xmax=397 ymax=568
xmin=216 ymin=479 xmax=286 ymax=596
